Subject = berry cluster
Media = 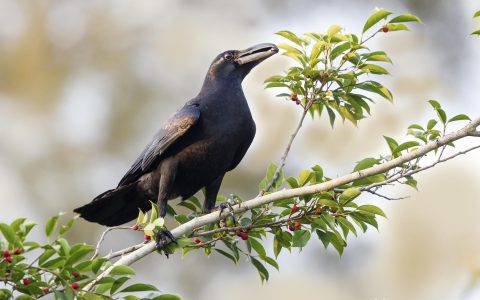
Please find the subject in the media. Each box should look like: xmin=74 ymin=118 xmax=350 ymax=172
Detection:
xmin=290 ymin=94 xmax=301 ymax=105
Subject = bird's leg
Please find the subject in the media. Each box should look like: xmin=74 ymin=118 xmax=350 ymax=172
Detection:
xmin=203 ymin=175 xmax=224 ymax=214
xmin=155 ymin=162 xmax=177 ymax=257
xmin=218 ymin=196 xmax=237 ymax=227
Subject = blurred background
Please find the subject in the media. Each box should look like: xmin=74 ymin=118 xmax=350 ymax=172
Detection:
xmin=1 ymin=0 xmax=480 ymax=299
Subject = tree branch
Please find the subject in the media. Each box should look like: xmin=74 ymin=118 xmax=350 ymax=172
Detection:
xmin=86 ymin=116 xmax=480 ymax=290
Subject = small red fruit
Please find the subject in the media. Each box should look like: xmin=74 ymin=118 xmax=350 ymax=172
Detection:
xmin=13 ymin=248 xmax=21 ymax=255
xmin=132 ymin=224 xmax=139 ymax=231
xmin=5 ymin=256 xmax=12 ymax=263
xmin=382 ymin=25 xmax=389 ymax=33
xmin=193 ymin=237 xmax=201 ymax=244
xmin=23 ymin=278 xmax=30 ymax=286
xmin=290 ymin=94 xmax=298 ymax=101
xmin=2 ymin=250 xmax=10 ymax=257
xmin=288 ymin=224 xmax=296 ymax=231
xmin=291 ymin=204 xmax=299 ymax=213
xmin=235 ymin=229 xmax=242 ymax=236
xmin=71 ymin=282 xmax=79 ymax=290
xmin=42 ymin=288 xmax=49 ymax=294
xmin=239 ymin=232 xmax=249 ymax=240
xmin=72 ymin=272 xmax=80 ymax=278
xmin=294 ymin=221 xmax=301 ymax=229
xmin=144 ymin=234 xmax=151 ymax=241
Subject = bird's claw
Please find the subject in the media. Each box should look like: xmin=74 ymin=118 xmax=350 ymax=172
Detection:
xmin=218 ymin=198 xmax=236 ymax=227
xmin=155 ymin=229 xmax=177 ymax=258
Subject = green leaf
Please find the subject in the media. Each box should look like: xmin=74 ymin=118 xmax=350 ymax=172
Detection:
xmin=363 ymin=9 xmax=392 ymax=33
xmin=389 ymin=13 xmax=421 ymax=23
xmin=383 ymin=135 xmax=399 ymax=153
xmin=110 ymin=265 xmax=136 ymax=275
xmin=428 ymin=99 xmax=441 ymax=109
xmin=249 ymin=238 xmax=266 ymax=257
xmin=361 ymin=64 xmax=389 ymax=75
xmin=153 ymin=294 xmax=182 ymax=300
xmin=385 ymin=23 xmax=410 ymax=32
xmin=150 ymin=202 xmax=159 ymax=223
xmin=448 ymin=114 xmax=471 ymax=123
xmin=65 ymin=244 xmax=93 ymax=266
xmin=330 ymin=42 xmax=351 ymax=60
xmin=298 ymin=169 xmax=313 ymax=186
xmin=354 ymin=157 xmax=381 ymax=171
xmin=316 ymin=230 xmax=331 ymax=248
xmin=91 ymin=258 xmax=107 ymax=274
xmin=110 ymin=276 xmax=130 ymax=295
xmin=251 ymin=257 xmax=269 ymax=282
xmin=214 ymin=249 xmax=237 ymax=264
xmin=292 ymin=230 xmax=311 ymax=248
xmin=41 ymin=257 xmax=66 ymax=268
xmin=260 ymin=255 xmax=279 ymax=271
xmin=392 ymin=141 xmax=420 ymax=155
xmin=45 ymin=215 xmax=60 ymax=238
xmin=356 ymin=81 xmax=393 ymax=102
xmin=474 ymin=11 xmax=480 ymax=18
xmin=0 ymin=223 xmax=20 ymax=247
xmin=276 ymin=31 xmax=303 ymax=45
xmin=329 ymin=231 xmax=346 ymax=256
xmin=327 ymin=25 xmax=343 ymax=37
xmin=59 ymin=218 xmax=76 ymax=236
xmin=337 ymin=217 xmax=357 ymax=236
xmin=273 ymin=236 xmax=282 ymax=258
xmin=357 ymin=205 xmax=387 ymax=218
xmin=472 ymin=29 xmax=480 ymax=36
xmin=326 ymin=106 xmax=336 ymax=127
xmin=339 ymin=187 xmax=361 ymax=204
xmin=427 ymin=119 xmax=437 ymax=130
xmin=436 ymin=108 xmax=447 ymax=124
xmin=120 ymin=283 xmax=159 ymax=293
xmin=405 ymin=176 xmax=418 ymax=190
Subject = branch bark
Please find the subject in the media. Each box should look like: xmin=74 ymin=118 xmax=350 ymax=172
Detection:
xmin=86 ymin=116 xmax=480 ymax=290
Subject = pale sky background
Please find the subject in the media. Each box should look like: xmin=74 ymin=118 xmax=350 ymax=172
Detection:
xmin=1 ymin=1 xmax=480 ymax=299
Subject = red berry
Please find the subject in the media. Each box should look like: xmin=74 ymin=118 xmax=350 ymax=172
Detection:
xmin=295 ymin=100 xmax=301 ymax=105
xmin=193 ymin=237 xmax=201 ymax=244
xmin=144 ymin=234 xmax=151 ymax=241
xmin=288 ymin=224 xmax=296 ymax=231
xmin=72 ymin=272 xmax=79 ymax=278
xmin=240 ymin=232 xmax=249 ymax=240
xmin=42 ymin=288 xmax=49 ymax=294
xmin=235 ymin=229 xmax=242 ymax=236
xmin=291 ymin=204 xmax=299 ymax=213
xmin=382 ymin=25 xmax=389 ymax=33
xmin=23 ymin=278 xmax=30 ymax=286
xmin=13 ymin=248 xmax=21 ymax=255
xmin=2 ymin=250 xmax=10 ymax=257
xmin=132 ymin=224 xmax=139 ymax=231
xmin=290 ymin=94 xmax=298 ymax=101
xmin=294 ymin=221 xmax=301 ymax=229
xmin=71 ymin=282 xmax=79 ymax=289
xmin=5 ymin=256 xmax=12 ymax=263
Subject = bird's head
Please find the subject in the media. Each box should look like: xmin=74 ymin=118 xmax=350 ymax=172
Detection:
xmin=205 ymin=43 xmax=278 ymax=83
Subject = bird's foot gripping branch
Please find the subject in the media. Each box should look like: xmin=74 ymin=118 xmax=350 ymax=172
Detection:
xmin=2 ymin=8 xmax=480 ymax=300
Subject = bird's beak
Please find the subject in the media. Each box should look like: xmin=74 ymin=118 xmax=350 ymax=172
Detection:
xmin=235 ymin=43 xmax=279 ymax=65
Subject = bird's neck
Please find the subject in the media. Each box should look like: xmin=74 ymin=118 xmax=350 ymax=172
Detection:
xmin=199 ymin=74 xmax=243 ymax=96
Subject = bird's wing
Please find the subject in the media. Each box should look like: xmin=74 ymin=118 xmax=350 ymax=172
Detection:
xmin=118 ymin=103 xmax=200 ymax=186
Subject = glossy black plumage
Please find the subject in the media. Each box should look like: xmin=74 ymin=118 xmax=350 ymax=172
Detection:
xmin=74 ymin=43 xmax=278 ymax=226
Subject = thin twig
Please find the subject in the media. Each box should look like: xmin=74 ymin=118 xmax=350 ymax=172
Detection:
xmin=363 ymin=189 xmax=409 ymax=201
xmin=103 ymin=243 xmax=145 ymax=260
xmin=91 ymin=226 xmax=132 ymax=259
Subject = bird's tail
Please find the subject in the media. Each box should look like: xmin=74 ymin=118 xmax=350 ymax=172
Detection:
xmin=74 ymin=183 xmax=151 ymax=226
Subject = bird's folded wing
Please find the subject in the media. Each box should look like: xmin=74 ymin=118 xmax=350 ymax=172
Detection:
xmin=118 ymin=103 xmax=200 ymax=186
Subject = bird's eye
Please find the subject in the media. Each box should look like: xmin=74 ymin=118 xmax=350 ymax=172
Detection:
xmin=224 ymin=52 xmax=234 ymax=60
